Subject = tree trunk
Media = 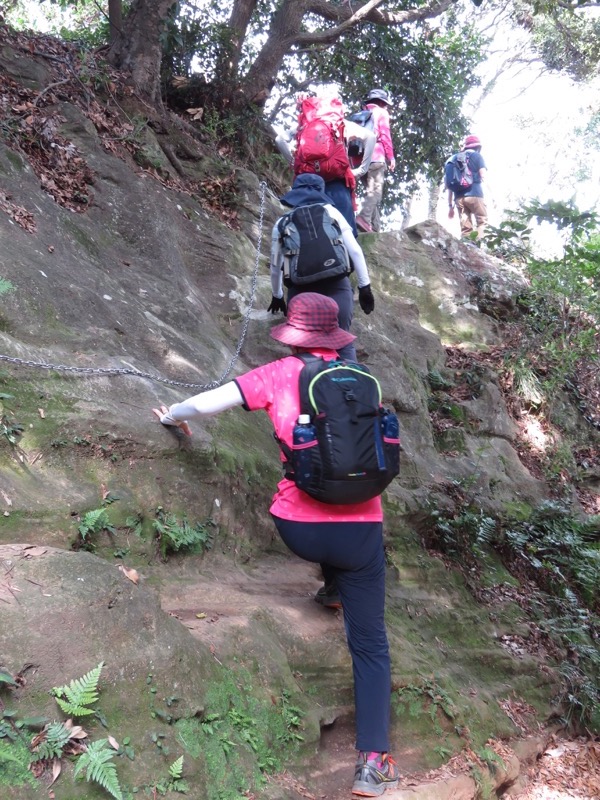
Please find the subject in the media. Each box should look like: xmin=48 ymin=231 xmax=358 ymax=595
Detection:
xmin=428 ymin=179 xmax=441 ymax=220
xmin=239 ymin=0 xmax=308 ymax=107
xmin=107 ymin=0 xmax=122 ymax=45
xmin=214 ymin=0 xmax=258 ymax=104
xmin=107 ymin=0 xmax=177 ymax=105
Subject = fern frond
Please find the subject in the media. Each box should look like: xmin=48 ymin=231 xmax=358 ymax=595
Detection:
xmin=74 ymin=739 xmax=123 ymax=800
xmin=0 ymin=746 xmax=23 ymax=766
xmin=153 ymin=512 xmax=210 ymax=556
xmin=52 ymin=662 xmax=104 ymax=718
xmin=54 ymin=698 xmax=95 ymax=716
xmin=0 ymin=278 xmax=14 ymax=296
xmin=31 ymin=721 xmax=71 ymax=761
xmin=169 ymin=755 xmax=184 ymax=779
xmin=79 ymin=508 xmax=109 ymax=536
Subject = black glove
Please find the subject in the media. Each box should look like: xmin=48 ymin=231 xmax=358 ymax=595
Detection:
xmin=267 ymin=295 xmax=287 ymax=315
xmin=358 ymin=284 xmax=374 ymax=315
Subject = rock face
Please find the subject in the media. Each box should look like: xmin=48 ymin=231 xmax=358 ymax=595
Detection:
xmin=0 ymin=125 xmax=544 ymax=520
xmin=0 ymin=31 xmax=582 ymax=800
xmin=0 ymin=544 xmax=217 ymax=719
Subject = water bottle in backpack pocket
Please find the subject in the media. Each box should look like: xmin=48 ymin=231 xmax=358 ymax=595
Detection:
xmin=292 ymin=414 xmax=318 ymax=492
xmin=380 ymin=410 xmax=401 ymax=476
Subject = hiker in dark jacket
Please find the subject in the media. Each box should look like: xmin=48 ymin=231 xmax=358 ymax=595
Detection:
xmin=153 ymin=292 xmax=400 ymax=797
xmin=267 ymin=174 xmax=374 ymax=363
xmin=446 ymin=134 xmax=488 ymax=238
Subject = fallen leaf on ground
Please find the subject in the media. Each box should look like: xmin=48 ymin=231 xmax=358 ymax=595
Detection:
xmin=49 ymin=758 xmax=61 ymax=786
xmin=118 ymin=565 xmax=139 ymax=584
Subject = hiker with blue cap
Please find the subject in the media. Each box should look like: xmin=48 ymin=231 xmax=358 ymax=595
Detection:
xmin=267 ymin=174 xmax=375 ymax=363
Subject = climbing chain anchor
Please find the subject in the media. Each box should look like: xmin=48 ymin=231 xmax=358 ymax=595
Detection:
xmin=0 ymin=181 xmax=269 ymax=391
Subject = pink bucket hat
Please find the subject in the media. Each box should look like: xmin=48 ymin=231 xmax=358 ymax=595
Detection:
xmin=270 ymin=293 xmax=356 ymax=350
xmin=463 ymin=134 xmax=481 ymax=150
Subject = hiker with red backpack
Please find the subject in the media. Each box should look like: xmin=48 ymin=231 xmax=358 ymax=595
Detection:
xmin=266 ymin=173 xmax=375 ymax=363
xmin=274 ymin=94 xmax=376 ymax=236
xmin=445 ymin=134 xmax=487 ymax=239
xmin=355 ymin=89 xmax=396 ymax=234
xmin=153 ymin=292 xmax=400 ymax=797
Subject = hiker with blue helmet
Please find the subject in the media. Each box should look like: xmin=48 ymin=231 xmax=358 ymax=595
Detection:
xmin=267 ymin=173 xmax=375 ymax=363
xmin=153 ymin=292 xmax=400 ymax=797
xmin=355 ymin=89 xmax=396 ymax=234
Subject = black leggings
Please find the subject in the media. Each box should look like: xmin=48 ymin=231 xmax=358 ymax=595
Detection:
xmin=272 ymin=516 xmax=391 ymax=752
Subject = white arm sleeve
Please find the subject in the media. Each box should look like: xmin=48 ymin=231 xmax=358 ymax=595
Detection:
xmin=270 ymin=221 xmax=284 ymax=298
xmin=274 ymin=125 xmax=297 ymax=165
xmin=162 ymin=382 xmax=244 ymax=423
xmin=344 ymin=120 xmax=376 ymax=179
xmin=326 ymin=205 xmax=370 ymax=288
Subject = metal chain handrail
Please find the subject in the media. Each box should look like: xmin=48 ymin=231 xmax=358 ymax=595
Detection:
xmin=0 ymin=181 xmax=269 ymax=391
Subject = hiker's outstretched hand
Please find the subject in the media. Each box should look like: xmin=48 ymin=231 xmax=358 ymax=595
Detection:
xmin=267 ymin=295 xmax=287 ymax=315
xmin=358 ymin=284 xmax=374 ymax=315
xmin=152 ymin=405 xmax=192 ymax=437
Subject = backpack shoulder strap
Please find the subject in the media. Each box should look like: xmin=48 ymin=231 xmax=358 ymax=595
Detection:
xmin=294 ymin=354 xmax=326 ymax=416
xmin=319 ymin=204 xmax=344 ymax=240
xmin=272 ymin=353 xmax=322 ymax=464
xmin=278 ymin=209 xmax=293 ymax=232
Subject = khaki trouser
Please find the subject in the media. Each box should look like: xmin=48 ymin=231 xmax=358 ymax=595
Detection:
xmin=359 ymin=161 xmax=387 ymax=231
xmin=456 ymin=195 xmax=487 ymax=238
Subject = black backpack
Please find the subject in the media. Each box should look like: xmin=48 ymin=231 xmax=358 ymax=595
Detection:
xmin=275 ymin=355 xmax=401 ymax=505
xmin=444 ymin=151 xmax=474 ymax=194
xmin=278 ymin=203 xmax=351 ymax=287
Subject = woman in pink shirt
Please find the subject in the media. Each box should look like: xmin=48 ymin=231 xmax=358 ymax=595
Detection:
xmin=153 ymin=293 xmax=399 ymax=796
xmin=356 ymin=89 xmax=396 ymax=234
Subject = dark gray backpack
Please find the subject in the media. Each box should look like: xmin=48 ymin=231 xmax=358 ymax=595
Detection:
xmin=278 ymin=203 xmax=351 ymax=287
xmin=444 ymin=152 xmax=474 ymax=194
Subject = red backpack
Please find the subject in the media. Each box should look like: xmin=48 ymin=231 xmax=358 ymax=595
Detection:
xmin=293 ymin=97 xmax=356 ymax=191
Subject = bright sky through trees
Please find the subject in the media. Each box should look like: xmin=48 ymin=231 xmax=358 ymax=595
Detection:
xmin=430 ymin=69 xmax=600 ymax=248
xmin=9 ymin=0 xmax=600 ymax=255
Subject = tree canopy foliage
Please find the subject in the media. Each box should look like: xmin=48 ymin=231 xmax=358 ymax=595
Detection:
xmin=5 ymin=0 xmax=600 ymax=210
xmin=155 ymin=2 xmax=486 ymax=195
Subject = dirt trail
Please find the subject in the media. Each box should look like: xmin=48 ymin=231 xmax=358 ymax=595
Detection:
xmin=156 ymin=553 xmax=599 ymax=800
xmin=157 ymin=553 xmax=457 ymax=798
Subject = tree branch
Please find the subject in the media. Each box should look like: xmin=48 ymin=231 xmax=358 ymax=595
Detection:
xmin=241 ymin=0 xmax=459 ymax=105
xmin=295 ymin=0 xmax=458 ymax=45
xmin=215 ymin=0 xmax=259 ymax=91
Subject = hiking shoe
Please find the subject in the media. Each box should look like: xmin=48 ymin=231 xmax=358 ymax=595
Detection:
xmin=313 ymin=582 xmax=342 ymax=610
xmin=356 ymin=215 xmax=373 ymax=233
xmin=352 ymin=752 xmax=399 ymax=796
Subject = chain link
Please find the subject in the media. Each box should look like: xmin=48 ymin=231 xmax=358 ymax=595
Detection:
xmin=0 ymin=181 xmax=269 ymax=392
